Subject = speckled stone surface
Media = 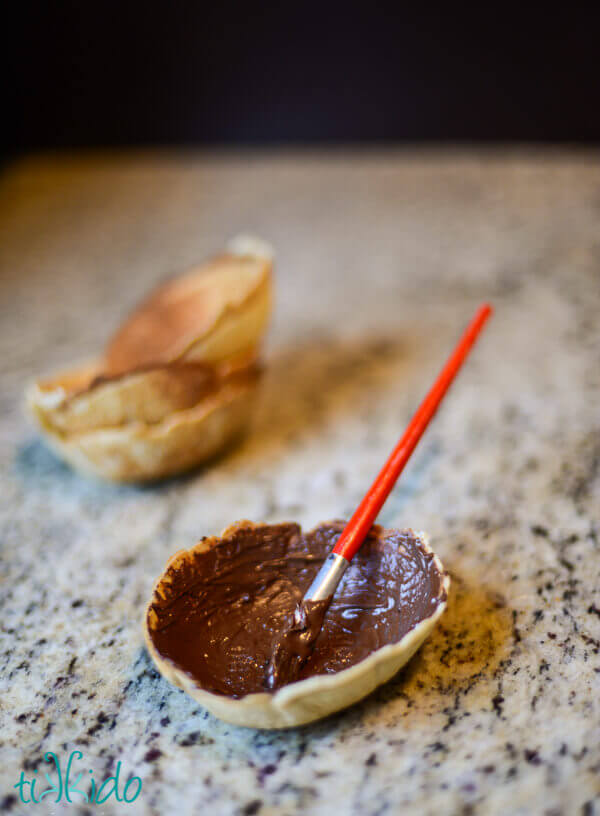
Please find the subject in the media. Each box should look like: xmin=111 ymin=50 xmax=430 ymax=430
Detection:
xmin=0 ymin=151 xmax=599 ymax=815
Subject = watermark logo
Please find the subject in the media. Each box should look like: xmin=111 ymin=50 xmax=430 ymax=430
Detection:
xmin=14 ymin=751 xmax=142 ymax=805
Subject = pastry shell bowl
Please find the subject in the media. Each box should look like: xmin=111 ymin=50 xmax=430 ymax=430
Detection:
xmin=104 ymin=249 xmax=272 ymax=375
xmin=27 ymin=359 xmax=245 ymax=435
xmin=25 ymin=239 xmax=272 ymax=482
xmin=32 ymin=375 xmax=259 ymax=483
xmin=144 ymin=521 xmax=450 ymax=729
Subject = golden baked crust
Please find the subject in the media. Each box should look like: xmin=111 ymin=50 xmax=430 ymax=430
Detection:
xmin=27 ymin=353 xmax=258 ymax=434
xmin=41 ymin=377 xmax=258 ymax=482
xmin=104 ymin=253 xmax=272 ymax=374
xmin=25 ymin=239 xmax=272 ymax=482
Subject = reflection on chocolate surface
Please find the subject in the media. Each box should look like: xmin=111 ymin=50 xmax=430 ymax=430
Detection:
xmin=147 ymin=522 xmax=446 ymax=698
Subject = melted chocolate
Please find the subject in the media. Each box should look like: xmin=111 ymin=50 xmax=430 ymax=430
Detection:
xmin=265 ymin=598 xmax=331 ymax=690
xmin=147 ymin=522 xmax=445 ymax=698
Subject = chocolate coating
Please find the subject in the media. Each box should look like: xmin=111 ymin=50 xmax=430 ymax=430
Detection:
xmin=147 ymin=522 xmax=445 ymax=698
xmin=265 ymin=598 xmax=331 ymax=690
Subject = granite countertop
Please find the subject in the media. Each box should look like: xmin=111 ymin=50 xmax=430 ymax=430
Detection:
xmin=0 ymin=150 xmax=598 ymax=816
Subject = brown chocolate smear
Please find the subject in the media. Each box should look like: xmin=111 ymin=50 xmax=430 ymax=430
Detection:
xmin=147 ymin=522 xmax=445 ymax=698
xmin=265 ymin=598 xmax=331 ymax=690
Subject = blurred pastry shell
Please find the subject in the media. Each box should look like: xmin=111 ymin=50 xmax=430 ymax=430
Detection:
xmin=27 ymin=352 xmax=257 ymax=435
xmin=34 ymin=372 xmax=259 ymax=482
xmin=144 ymin=521 xmax=450 ymax=729
xmin=104 ymin=248 xmax=272 ymax=375
xmin=26 ymin=238 xmax=272 ymax=481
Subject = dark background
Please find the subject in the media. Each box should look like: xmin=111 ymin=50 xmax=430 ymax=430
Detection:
xmin=6 ymin=3 xmax=600 ymax=155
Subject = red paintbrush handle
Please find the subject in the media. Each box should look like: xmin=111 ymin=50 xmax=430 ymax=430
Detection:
xmin=332 ymin=303 xmax=493 ymax=562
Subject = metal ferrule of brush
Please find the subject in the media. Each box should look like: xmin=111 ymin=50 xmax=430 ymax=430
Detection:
xmin=303 ymin=553 xmax=350 ymax=602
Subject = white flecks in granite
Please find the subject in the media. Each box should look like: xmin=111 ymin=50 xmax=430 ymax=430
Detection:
xmin=0 ymin=151 xmax=599 ymax=816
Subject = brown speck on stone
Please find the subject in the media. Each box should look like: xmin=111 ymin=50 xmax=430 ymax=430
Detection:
xmin=531 ymin=525 xmax=549 ymax=537
xmin=588 ymin=603 xmax=600 ymax=619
